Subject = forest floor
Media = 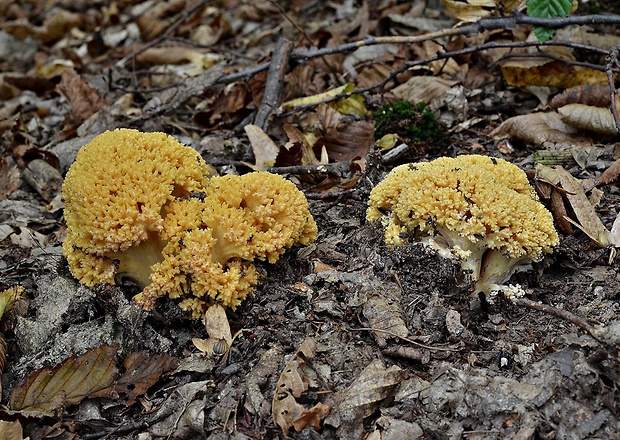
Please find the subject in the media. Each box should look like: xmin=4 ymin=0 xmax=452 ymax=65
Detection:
xmin=1 ymin=1 xmax=620 ymax=439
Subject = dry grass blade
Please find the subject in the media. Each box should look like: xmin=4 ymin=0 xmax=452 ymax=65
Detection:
xmin=9 ymin=345 xmax=118 ymax=413
xmin=555 ymin=166 xmax=610 ymax=247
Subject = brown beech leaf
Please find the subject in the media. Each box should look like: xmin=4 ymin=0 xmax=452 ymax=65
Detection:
xmin=558 ymin=104 xmax=619 ymax=136
xmin=0 ymin=420 xmax=22 ymax=440
xmin=55 ymin=69 xmax=104 ymax=126
xmin=555 ymin=166 xmax=610 ymax=247
xmin=292 ymin=402 xmax=331 ymax=432
xmin=0 ymin=157 xmax=20 ymax=201
xmin=595 ymin=159 xmax=620 ymax=186
xmin=549 ymin=83 xmax=612 ymax=109
xmin=334 ymin=359 xmax=406 ymax=417
xmin=314 ymin=120 xmax=375 ymax=162
xmin=9 ymin=345 xmax=118 ymax=414
xmin=491 ymin=112 xmax=592 ymax=147
xmin=112 ymin=352 xmax=179 ymax=406
xmin=272 ymin=338 xmax=318 ymax=436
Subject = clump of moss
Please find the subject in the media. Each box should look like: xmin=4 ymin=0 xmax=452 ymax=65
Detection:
xmin=374 ymin=100 xmax=447 ymax=147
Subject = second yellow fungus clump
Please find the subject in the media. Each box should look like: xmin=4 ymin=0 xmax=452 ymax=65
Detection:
xmin=62 ymin=129 xmax=317 ymax=317
xmin=367 ymin=155 xmax=559 ymax=300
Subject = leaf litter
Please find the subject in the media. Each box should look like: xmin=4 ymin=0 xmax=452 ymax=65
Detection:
xmin=0 ymin=0 xmax=620 ymax=438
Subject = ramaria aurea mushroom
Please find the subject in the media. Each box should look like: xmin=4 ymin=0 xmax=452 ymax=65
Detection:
xmin=366 ymin=154 xmax=559 ymax=301
xmin=62 ymin=129 xmax=317 ymax=317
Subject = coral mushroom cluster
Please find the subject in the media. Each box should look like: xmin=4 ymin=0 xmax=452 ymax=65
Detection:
xmin=367 ymin=154 xmax=559 ymax=300
xmin=62 ymin=129 xmax=317 ymax=317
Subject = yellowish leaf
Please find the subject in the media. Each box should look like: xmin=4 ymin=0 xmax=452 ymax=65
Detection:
xmin=281 ymin=84 xmax=355 ymax=111
xmin=9 ymin=345 xmax=118 ymax=414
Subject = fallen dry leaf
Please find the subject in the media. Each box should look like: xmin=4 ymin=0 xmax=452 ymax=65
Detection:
xmin=193 ymin=303 xmax=234 ymax=356
xmin=9 ymin=344 xmax=118 ymax=414
xmin=315 ymin=120 xmax=375 ymax=162
xmin=596 ymin=159 xmax=620 ymax=186
xmin=55 ymin=69 xmax=105 ymax=136
xmin=272 ymin=338 xmax=319 ymax=436
xmin=111 ymin=352 xmax=179 ymax=406
xmin=244 ymin=124 xmax=280 ymax=170
xmin=555 ymin=166 xmax=610 ymax=247
xmin=0 ymin=420 xmax=22 ymax=440
xmin=292 ymin=402 xmax=332 ymax=432
xmin=549 ymin=83 xmax=612 ymax=109
xmin=491 ymin=112 xmax=592 ymax=147
xmin=558 ymin=103 xmax=619 ymax=136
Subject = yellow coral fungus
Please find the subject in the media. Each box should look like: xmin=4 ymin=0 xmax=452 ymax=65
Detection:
xmin=62 ymin=130 xmax=316 ymax=317
xmin=134 ymin=172 xmax=317 ymax=316
xmin=367 ymin=155 xmax=559 ymax=300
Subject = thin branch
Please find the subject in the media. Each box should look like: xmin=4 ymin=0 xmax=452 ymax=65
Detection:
xmin=512 ymin=297 xmax=599 ymax=339
xmin=605 ymin=44 xmax=620 ymax=133
xmin=216 ymin=14 xmax=620 ymax=85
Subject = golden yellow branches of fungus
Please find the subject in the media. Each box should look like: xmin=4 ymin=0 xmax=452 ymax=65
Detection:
xmin=62 ymin=129 xmax=317 ymax=317
xmin=367 ymin=155 xmax=559 ymax=300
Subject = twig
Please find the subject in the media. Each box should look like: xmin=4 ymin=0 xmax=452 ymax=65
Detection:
xmin=254 ymin=38 xmax=293 ymax=132
xmin=605 ymin=44 xmax=620 ymax=133
xmin=279 ymin=40 xmax=615 ymax=116
xmin=216 ymin=14 xmax=620 ymax=85
xmin=512 ymin=297 xmax=599 ymax=339
xmin=348 ymin=327 xmax=462 ymax=352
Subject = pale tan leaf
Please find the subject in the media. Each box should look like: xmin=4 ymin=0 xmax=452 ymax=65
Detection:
xmin=0 ymin=420 xmax=22 ymax=440
xmin=391 ymin=76 xmax=458 ymax=108
xmin=283 ymin=124 xmax=321 ymax=165
xmin=335 ymin=359 xmax=405 ymax=416
xmin=204 ymin=303 xmax=232 ymax=343
xmin=244 ymin=124 xmax=280 ymax=170
xmin=441 ymin=0 xmax=496 ymax=21
xmin=9 ymin=345 xmax=118 ymax=413
xmin=272 ymin=338 xmax=318 ymax=436
xmin=491 ymin=112 xmax=592 ymax=147
xmin=555 ymin=166 xmax=610 ymax=247
xmin=558 ymin=104 xmax=619 ymax=135
xmin=610 ymin=214 xmax=620 ymax=248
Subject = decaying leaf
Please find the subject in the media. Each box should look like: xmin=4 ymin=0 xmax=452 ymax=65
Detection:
xmin=314 ymin=120 xmax=375 ymax=162
xmin=9 ymin=345 xmax=118 ymax=414
xmin=596 ymin=159 xmax=620 ymax=186
xmin=292 ymin=402 xmax=332 ymax=432
xmin=0 ymin=420 xmax=23 ymax=440
xmin=327 ymin=358 xmax=406 ymax=436
xmin=272 ymin=338 xmax=327 ymax=436
xmin=55 ymin=69 xmax=105 ymax=127
xmin=491 ymin=112 xmax=592 ymax=147
xmin=391 ymin=76 xmax=458 ymax=109
xmin=558 ymin=104 xmax=619 ymax=135
xmin=244 ymin=124 xmax=280 ymax=170
xmin=193 ymin=303 xmax=233 ymax=356
xmin=549 ymin=83 xmax=612 ymax=109
xmin=111 ymin=352 xmax=179 ymax=406
xmin=283 ymin=124 xmax=323 ymax=166
xmin=441 ymin=0 xmax=496 ymax=21
xmin=555 ymin=166 xmax=611 ymax=248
